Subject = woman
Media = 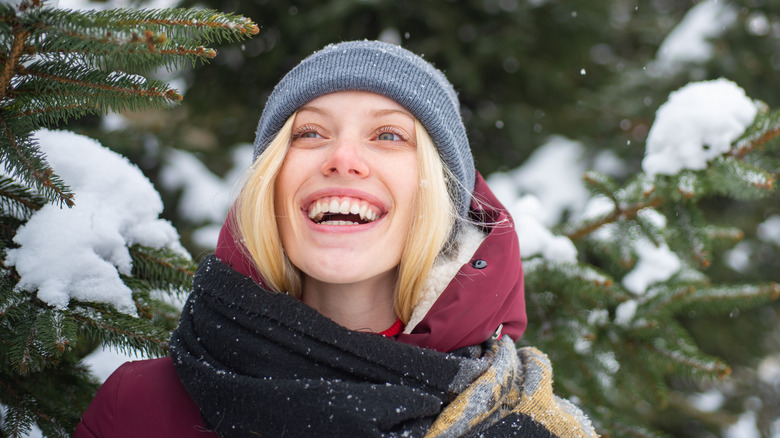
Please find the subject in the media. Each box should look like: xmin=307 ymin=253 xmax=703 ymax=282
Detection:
xmin=76 ymin=40 xmax=597 ymax=437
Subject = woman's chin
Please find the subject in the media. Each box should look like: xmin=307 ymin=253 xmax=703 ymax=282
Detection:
xmin=299 ymin=258 xmax=398 ymax=289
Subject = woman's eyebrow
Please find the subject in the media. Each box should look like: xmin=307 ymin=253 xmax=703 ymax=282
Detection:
xmin=370 ymin=108 xmax=414 ymax=120
xmin=296 ymin=106 xmax=331 ymax=117
xmin=296 ymin=106 xmax=412 ymax=120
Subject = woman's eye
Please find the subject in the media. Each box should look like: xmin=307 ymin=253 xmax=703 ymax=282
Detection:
xmin=292 ymin=125 xmax=322 ymax=140
xmin=374 ymin=125 xmax=409 ymax=142
xmin=377 ymin=132 xmax=400 ymax=141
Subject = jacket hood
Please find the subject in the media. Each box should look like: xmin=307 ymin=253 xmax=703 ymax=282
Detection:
xmin=214 ymin=171 xmax=526 ymax=353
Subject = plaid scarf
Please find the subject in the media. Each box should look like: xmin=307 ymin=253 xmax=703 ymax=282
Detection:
xmin=170 ymin=255 xmax=597 ymax=437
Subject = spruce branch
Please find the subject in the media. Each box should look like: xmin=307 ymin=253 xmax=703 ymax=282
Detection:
xmin=566 ymin=196 xmax=663 ymax=241
xmin=709 ymin=157 xmax=776 ymax=199
xmin=0 ymin=119 xmax=74 ymax=207
xmin=32 ymin=28 xmax=218 ymax=72
xmin=44 ymin=7 xmax=258 ymax=45
xmin=37 ymin=310 xmax=74 ymax=354
xmin=71 ymin=308 xmax=169 ymax=357
xmin=0 ymin=175 xmax=45 ymax=218
xmin=731 ymin=123 xmax=780 ymax=158
xmin=730 ymin=109 xmax=780 ymax=159
xmin=0 ymin=25 xmax=29 ymax=101
xmin=582 ymin=170 xmax=620 ymax=203
xmin=96 ymin=8 xmax=259 ymax=42
xmin=637 ymin=273 xmax=749 ymax=317
xmin=678 ymin=282 xmax=780 ymax=311
xmin=16 ymin=62 xmax=183 ymax=103
xmin=129 ymin=244 xmax=195 ymax=280
xmin=648 ymin=342 xmax=730 ymax=378
xmin=0 ymin=284 xmax=28 ymax=316
xmin=5 ymin=62 xmax=183 ymax=128
xmin=703 ymin=225 xmax=743 ymax=245
xmin=7 ymin=101 xmax=98 ymax=127
xmin=642 ymin=285 xmax=701 ymax=319
xmin=0 ymin=362 xmax=96 ymax=437
xmin=71 ymin=312 xmax=163 ymax=344
xmin=665 ymin=203 xmax=710 ymax=268
xmin=18 ymin=322 xmax=37 ymax=374
xmin=1 ymin=399 xmax=35 ymax=438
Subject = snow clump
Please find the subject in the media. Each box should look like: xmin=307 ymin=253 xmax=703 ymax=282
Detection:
xmin=757 ymin=215 xmax=780 ymax=246
xmin=642 ymin=78 xmax=757 ymax=177
xmin=652 ymin=0 xmax=738 ymax=75
xmin=5 ymin=129 xmax=183 ymax=315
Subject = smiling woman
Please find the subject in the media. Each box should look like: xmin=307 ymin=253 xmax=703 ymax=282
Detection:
xmin=75 ymin=41 xmax=598 ymax=438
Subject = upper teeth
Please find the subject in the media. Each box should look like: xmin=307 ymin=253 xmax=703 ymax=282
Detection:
xmin=307 ymin=196 xmax=380 ymax=223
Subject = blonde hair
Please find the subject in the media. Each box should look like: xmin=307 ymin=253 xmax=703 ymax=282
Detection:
xmin=395 ymin=119 xmax=456 ymax=322
xmin=234 ymin=116 xmax=457 ymax=324
xmin=235 ymin=115 xmax=301 ymax=295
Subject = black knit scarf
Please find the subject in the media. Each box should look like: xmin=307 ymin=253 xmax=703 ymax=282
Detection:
xmin=169 ymin=255 xmax=489 ymax=438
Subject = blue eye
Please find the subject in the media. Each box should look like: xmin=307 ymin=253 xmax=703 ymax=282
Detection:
xmin=377 ymin=131 xmax=401 ymax=141
xmin=292 ymin=124 xmax=322 ymax=140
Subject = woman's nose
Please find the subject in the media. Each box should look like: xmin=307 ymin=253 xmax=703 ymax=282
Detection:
xmin=321 ymin=137 xmax=369 ymax=177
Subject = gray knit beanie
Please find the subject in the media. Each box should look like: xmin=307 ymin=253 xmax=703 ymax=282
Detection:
xmin=253 ymin=40 xmax=474 ymax=218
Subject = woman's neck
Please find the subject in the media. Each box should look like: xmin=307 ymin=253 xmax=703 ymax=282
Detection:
xmin=301 ymin=272 xmax=397 ymax=333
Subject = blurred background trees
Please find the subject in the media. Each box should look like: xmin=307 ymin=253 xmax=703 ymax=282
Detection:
xmin=42 ymin=0 xmax=780 ymax=436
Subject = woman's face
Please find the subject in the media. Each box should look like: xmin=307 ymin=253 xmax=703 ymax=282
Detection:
xmin=274 ymin=91 xmax=418 ymax=290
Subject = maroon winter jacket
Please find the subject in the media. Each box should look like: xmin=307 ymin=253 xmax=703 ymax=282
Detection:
xmin=74 ymin=171 xmax=525 ymax=437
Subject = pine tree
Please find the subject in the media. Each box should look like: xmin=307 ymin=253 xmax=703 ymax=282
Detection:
xmin=518 ymin=97 xmax=780 ymax=436
xmin=0 ymin=1 xmax=257 ymax=436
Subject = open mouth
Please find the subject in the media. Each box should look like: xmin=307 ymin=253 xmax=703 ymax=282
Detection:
xmin=307 ymin=196 xmax=383 ymax=226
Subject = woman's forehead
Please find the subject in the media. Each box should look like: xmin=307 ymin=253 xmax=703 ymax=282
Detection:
xmin=297 ymin=91 xmax=414 ymax=118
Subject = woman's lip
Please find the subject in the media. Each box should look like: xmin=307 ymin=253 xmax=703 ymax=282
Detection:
xmin=300 ymin=188 xmax=388 ymax=212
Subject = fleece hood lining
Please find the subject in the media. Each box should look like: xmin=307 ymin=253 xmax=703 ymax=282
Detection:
xmin=404 ymin=223 xmax=487 ymax=334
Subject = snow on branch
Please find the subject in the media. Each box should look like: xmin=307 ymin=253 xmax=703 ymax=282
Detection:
xmin=651 ymin=0 xmax=738 ymax=76
xmin=642 ymin=78 xmax=758 ymax=177
xmin=5 ymin=129 xmax=184 ymax=314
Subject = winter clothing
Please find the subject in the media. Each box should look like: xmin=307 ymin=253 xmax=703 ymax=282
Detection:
xmin=168 ymin=248 xmax=594 ymax=437
xmin=253 ymin=40 xmax=474 ymax=218
xmin=426 ymin=341 xmax=596 ymax=437
xmin=73 ymin=357 xmax=217 ymax=438
xmin=75 ymin=174 xmax=597 ymax=437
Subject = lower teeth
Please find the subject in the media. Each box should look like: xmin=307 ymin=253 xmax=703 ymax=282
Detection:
xmin=320 ymin=220 xmax=359 ymax=226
